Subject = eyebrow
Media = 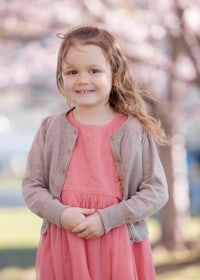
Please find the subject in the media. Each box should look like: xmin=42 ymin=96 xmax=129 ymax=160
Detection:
xmin=63 ymin=62 xmax=104 ymax=69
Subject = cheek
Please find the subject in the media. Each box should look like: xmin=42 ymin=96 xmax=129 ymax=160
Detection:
xmin=103 ymin=76 xmax=112 ymax=92
xmin=62 ymin=77 xmax=72 ymax=91
xmin=62 ymin=79 xmax=67 ymax=89
xmin=105 ymin=70 xmax=112 ymax=87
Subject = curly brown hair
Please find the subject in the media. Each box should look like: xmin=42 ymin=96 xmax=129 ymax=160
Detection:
xmin=56 ymin=25 xmax=169 ymax=145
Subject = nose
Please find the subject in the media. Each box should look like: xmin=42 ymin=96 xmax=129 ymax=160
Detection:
xmin=77 ymin=72 xmax=89 ymax=84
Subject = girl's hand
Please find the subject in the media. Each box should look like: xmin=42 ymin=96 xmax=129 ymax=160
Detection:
xmin=72 ymin=212 xmax=105 ymax=240
xmin=60 ymin=207 xmax=95 ymax=231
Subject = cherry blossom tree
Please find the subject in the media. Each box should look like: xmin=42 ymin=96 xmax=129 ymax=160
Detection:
xmin=1 ymin=0 xmax=200 ymax=249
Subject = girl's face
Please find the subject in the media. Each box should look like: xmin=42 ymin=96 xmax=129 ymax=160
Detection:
xmin=62 ymin=44 xmax=112 ymax=112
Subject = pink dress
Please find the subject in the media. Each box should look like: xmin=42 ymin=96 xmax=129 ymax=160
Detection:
xmin=36 ymin=112 xmax=156 ymax=280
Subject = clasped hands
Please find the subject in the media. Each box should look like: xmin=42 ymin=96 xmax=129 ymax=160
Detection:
xmin=60 ymin=207 xmax=105 ymax=240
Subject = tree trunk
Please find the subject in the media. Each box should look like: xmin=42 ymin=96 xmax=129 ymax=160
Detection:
xmin=155 ymin=94 xmax=190 ymax=249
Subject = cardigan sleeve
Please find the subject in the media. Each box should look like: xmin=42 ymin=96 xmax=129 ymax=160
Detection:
xmin=97 ymin=132 xmax=169 ymax=233
xmin=22 ymin=117 xmax=67 ymax=227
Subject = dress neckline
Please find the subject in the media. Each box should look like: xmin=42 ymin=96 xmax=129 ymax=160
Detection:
xmin=67 ymin=110 xmax=126 ymax=130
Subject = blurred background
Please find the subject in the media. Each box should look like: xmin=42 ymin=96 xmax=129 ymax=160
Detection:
xmin=0 ymin=0 xmax=200 ymax=279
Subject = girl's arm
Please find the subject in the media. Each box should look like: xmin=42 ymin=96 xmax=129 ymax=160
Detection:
xmin=97 ymin=132 xmax=169 ymax=233
xmin=22 ymin=117 xmax=95 ymax=230
xmin=22 ymin=117 xmax=67 ymax=227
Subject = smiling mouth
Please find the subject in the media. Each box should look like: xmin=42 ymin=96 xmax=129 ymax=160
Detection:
xmin=76 ymin=90 xmax=94 ymax=94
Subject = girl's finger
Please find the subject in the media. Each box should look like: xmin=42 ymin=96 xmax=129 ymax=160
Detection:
xmin=72 ymin=222 xmax=86 ymax=233
xmin=81 ymin=208 xmax=95 ymax=216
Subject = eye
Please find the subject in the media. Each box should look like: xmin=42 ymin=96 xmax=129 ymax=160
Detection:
xmin=68 ymin=70 xmax=78 ymax=75
xmin=90 ymin=68 xmax=100 ymax=74
xmin=63 ymin=69 xmax=78 ymax=75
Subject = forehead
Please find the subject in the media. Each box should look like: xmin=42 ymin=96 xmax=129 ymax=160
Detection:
xmin=63 ymin=44 xmax=108 ymax=65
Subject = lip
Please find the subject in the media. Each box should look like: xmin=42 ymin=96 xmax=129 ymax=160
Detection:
xmin=75 ymin=90 xmax=94 ymax=95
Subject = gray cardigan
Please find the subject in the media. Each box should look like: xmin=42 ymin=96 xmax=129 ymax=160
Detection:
xmin=22 ymin=110 xmax=168 ymax=242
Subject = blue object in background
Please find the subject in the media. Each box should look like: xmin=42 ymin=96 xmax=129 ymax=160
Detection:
xmin=187 ymin=150 xmax=200 ymax=215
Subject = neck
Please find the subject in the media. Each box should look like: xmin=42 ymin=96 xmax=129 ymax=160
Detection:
xmin=72 ymin=106 xmax=117 ymax=125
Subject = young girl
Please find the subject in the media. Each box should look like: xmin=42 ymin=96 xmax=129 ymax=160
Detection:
xmin=22 ymin=25 xmax=169 ymax=280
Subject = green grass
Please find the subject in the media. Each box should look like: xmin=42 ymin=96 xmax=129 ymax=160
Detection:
xmin=0 ymin=208 xmax=41 ymax=249
xmin=0 ymin=267 xmax=35 ymax=280
xmin=0 ymin=208 xmax=41 ymax=279
xmin=0 ymin=208 xmax=199 ymax=280
xmin=157 ymin=266 xmax=200 ymax=280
